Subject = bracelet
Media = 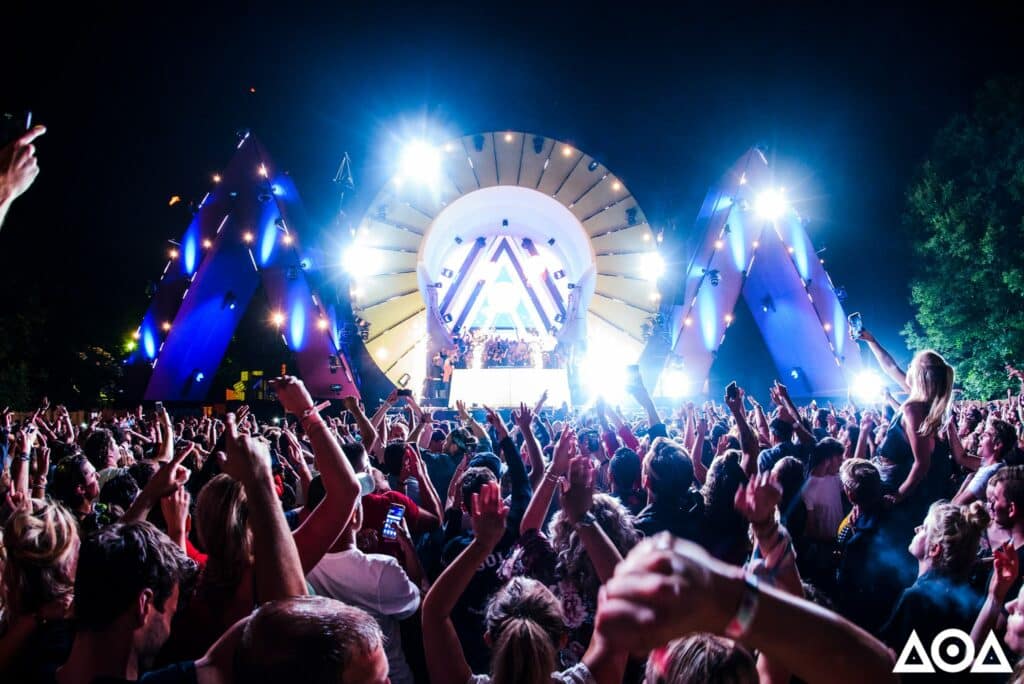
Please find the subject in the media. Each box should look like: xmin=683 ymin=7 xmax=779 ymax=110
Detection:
xmin=724 ymin=573 xmax=760 ymax=640
xmin=543 ymin=469 xmax=561 ymax=485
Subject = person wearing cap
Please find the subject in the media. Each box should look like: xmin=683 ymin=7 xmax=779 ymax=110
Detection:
xmin=419 ymin=427 xmax=461 ymax=508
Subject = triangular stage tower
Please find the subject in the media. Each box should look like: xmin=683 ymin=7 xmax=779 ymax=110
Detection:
xmin=124 ymin=134 xmax=359 ymax=401
xmin=659 ymin=148 xmax=862 ymax=397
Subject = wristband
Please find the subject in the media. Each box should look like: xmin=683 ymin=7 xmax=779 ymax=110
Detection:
xmin=724 ymin=573 xmax=760 ymax=640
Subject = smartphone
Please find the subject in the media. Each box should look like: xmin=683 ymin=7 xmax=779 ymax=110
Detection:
xmin=726 ymin=381 xmax=739 ymax=401
xmin=848 ymin=312 xmax=863 ymax=340
xmin=382 ymin=503 xmax=406 ymax=540
xmin=396 ymin=389 xmax=413 ymax=398
xmin=0 ymin=111 xmax=31 ymax=148
xmin=155 ymin=401 xmax=164 ymax=413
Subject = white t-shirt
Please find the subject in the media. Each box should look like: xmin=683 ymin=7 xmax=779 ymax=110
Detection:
xmin=307 ymin=549 xmax=420 ymax=684
xmin=801 ymin=475 xmax=844 ymax=541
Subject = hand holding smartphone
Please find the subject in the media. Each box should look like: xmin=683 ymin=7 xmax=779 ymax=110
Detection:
xmin=848 ymin=312 xmax=863 ymax=341
xmin=382 ymin=503 xmax=406 ymax=540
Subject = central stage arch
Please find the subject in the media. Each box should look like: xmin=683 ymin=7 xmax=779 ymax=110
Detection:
xmin=347 ymin=132 xmax=663 ymax=402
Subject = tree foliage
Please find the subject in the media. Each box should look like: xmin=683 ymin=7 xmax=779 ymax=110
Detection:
xmin=902 ymin=79 xmax=1024 ymax=399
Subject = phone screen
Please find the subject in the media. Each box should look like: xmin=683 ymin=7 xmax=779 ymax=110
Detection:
xmin=382 ymin=503 xmax=405 ymax=540
xmin=848 ymin=312 xmax=863 ymax=338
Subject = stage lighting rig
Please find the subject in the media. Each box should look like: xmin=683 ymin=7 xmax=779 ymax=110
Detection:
xmin=703 ymin=268 xmax=720 ymax=287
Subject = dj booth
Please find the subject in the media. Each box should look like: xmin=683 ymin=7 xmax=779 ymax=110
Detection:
xmin=447 ymin=368 xmax=571 ymax=408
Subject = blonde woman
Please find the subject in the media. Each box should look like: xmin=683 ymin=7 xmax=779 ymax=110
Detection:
xmin=855 ymin=328 xmax=955 ymax=523
xmin=0 ymin=499 xmax=78 ymax=681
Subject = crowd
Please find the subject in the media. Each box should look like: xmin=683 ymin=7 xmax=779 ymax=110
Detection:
xmin=5 ymin=131 xmax=1024 ymax=682
xmin=3 ymin=328 xmax=1024 ymax=683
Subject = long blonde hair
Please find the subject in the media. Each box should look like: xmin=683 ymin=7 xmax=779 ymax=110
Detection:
xmin=0 ymin=499 xmax=79 ymax=616
xmin=195 ymin=474 xmax=253 ymax=598
xmin=906 ymin=350 xmax=954 ymax=437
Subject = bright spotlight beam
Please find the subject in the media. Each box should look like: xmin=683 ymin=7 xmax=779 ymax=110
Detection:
xmin=641 ymin=252 xmax=666 ymax=281
xmin=398 ymin=140 xmax=441 ymax=188
xmin=342 ymin=245 xmax=381 ymax=278
xmin=850 ymin=371 xmax=885 ymax=404
xmin=660 ymin=368 xmax=690 ymax=399
xmin=755 ymin=189 xmax=788 ymax=221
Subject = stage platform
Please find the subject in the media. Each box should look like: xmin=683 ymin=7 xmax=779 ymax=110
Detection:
xmin=447 ymin=368 xmax=571 ymax=408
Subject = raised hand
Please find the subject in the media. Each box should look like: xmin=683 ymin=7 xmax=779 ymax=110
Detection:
xmin=596 ymin=535 xmax=726 ymax=656
xmin=561 ymin=455 xmax=595 ymax=524
xmin=147 ymin=443 xmax=193 ymax=498
xmin=484 ymin=406 xmax=509 ymax=442
xmin=456 ymin=399 xmax=471 ymax=422
xmin=512 ymin=402 xmax=534 ymax=432
xmin=734 ymin=471 xmax=782 ymax=526
xmin=270 ymin=376 xmax=316 ymax=416
xmin=160 ymin=486 xmax=191 ymax=549
xmin=219 ymin=413 xmax=273 ymax=485
xmin=990 ymin=540 xmax=1020 ymax=601
xmin=552 ymin=426 xmax=577 ymax=476
xmin=0 ymin=126 xmax=45 ymax=203
xmin=724 ymin=383 xmax=746 ymax=414
xmin=470 ymin=481 xmax=508 ymax=549
xmin=715 ymin=434 xmax=730 ymax=456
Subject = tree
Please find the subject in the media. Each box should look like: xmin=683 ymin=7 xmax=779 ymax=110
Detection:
xmin=902 ymin=79 xmax=1024 ymax=399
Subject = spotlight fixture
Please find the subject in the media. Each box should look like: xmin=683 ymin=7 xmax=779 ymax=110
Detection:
xmin=626 ymin=207 xmax=638 ymax=226
xmin=443 ymin=313 xmax=453 ymax=323
xmin=553 ymin=270 xmax=565 ymax=280
xmin=502 ymin=219 xmax=509 ymax=227
xmin=611 ymin=180 xmax=622 ymax=191
xmin=567 ymin=283 xmax=576 ymax=289
xmin=202 ymin=239 xmax=213 ymax=249
xmin=454 ymin=236 xmax=463 ymax=244
xmin=554 ymin=313 xmax=565 ymax=324
xmin=547 ymin=238 xmax=556 ymax=246
xmin=561 ymin=146 xmax=573 ymax=157
xmin=532 ymin=136 xmax=544 ymax=154
xmin=587 ymin=160 xmax=599 ymax=172
xmin=504 ymin=132 xmax=513 ymax=143
xmin=755 ymin=189 xmax=788 ymax=221
xmin=212 ymin=174 xmax=222 ymax=183
xmin=242 ymin=231 xmax=254 ymax=244
xmin=317 ymin=318 xmax=330 ymax=331
xmin=433 ymin=282 xmax=442 ymax=288
xmin=761 ymin=296 xmax=775 ymax=313
xmin=473 ymin=135 xmax=485 ymax=151
xmin=703 ymin=268 xmax=721 ymax=287
xmin=161 ymin=321 xmax=172 ymax=332
xmin=272 ymin=311 xmax=285 ymax=327
xmin=222 ymin=291 xmax=237 ymax=310
xmin=441 ymin=268 xmax=453 ymax=278
xmin=169 ymin=248 xmax=179 ymax=259
xmin=329 ymin=384 xmax=343 ymax=393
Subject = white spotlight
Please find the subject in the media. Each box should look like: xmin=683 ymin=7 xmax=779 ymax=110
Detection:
xmin=851 ymin=371 xmax=885 ymax=403
xmin=343 ymin=245 xmax=381 ymax=278
xmin=755 ymin=189 xmax=788 ymax=221
xmin=398 ymin=140 xmax=441 ymax=187
xmin=641 ymin=252 xmax=665 ymax=281
xmin=660 ymin=368 xmax=690 ymax=399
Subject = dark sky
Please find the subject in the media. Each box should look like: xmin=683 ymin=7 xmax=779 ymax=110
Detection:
xmin=4 ymin=2 xmax=1022 ymax=400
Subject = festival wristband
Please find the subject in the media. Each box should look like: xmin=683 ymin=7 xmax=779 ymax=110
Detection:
xmin=724 ymin=573 xmax=760 ymax=640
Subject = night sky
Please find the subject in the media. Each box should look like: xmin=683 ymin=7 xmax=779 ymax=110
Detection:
xmin=4 ymin=2 xmax=1022 ymax=403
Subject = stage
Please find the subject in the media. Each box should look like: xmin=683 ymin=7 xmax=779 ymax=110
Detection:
xmin=446 ymin=368 xmax=571 ymax=408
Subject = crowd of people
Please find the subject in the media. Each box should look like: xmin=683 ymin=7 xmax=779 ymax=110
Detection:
xmin=3 ymin=325 xmax=1024 ymax=683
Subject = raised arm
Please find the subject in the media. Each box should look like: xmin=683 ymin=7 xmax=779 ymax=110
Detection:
xmin=597 ymin=536 xmax=897 ymax=684
xmin=513 ymin=403 xmax=546 ymax=491
xmin=561 ymin=455 xmax=623 ymax=583
xmin=274 ymin=378 xmax=361 ymax=573
xmin=220 ymin=412 xmax=307 ymax=602
xmin=422 ymin=482 xmax=507 ymax=684
xmin=628 ymin=374 xmax=663 ymax=432
xmin=343 ymin=395 xmax=379 ymax=455
xmin=725 ymin=385 xmax=759 ymax=478
xmin=521 ymin=426 xmax=573 ymax=535
xmin=857 ymin=329 xmax=909 ymax=393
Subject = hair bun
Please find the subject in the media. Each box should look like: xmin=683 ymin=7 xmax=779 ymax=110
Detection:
xmin=962 ymin=500 xmax=991 ymax=533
